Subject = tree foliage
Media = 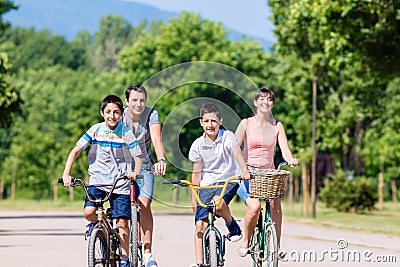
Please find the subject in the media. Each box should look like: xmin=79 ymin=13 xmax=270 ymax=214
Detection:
xmin=319 ymin=170 xmax=377 ymax=213
xmin=268 ymin=0 xmax=400 ymax=176
xmin=0 ymin=0 xmax=21 ymax=128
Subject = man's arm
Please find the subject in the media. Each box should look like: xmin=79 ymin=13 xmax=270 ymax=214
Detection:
xmin=150 ymin=123 xmax=167 ymax=175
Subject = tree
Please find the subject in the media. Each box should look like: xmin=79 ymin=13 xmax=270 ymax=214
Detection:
xmin=0 ymin=66 xmax=121 ymax=199
xmin=2 ymin=27 xmax=89 ymax=71
xmin=86 ymin=15 xmax=162 ymax=71
xmin=268 ymin=0 xmax=400 ymax=176
xmin=0 ymin=0 xmax=21 ymax=128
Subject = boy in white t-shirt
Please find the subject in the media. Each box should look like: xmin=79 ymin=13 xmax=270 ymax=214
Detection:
xmin=188 ymin=103 xmax=250 ymax=267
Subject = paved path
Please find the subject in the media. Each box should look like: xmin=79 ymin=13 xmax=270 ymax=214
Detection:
xmin=0 ymin=211 xmax=399 ymax=267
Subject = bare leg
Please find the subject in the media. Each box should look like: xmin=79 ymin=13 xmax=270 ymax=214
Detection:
xmin=138 ymin=196 xmax=154 ymax=254
xmin=269 ymin=198 xmax=282 ymax=247
xmin=241 ymin=198 xmax=261 ymax=248
xmin=215 ymin=199 xmax=233 ymax=223
xmin=194 ymin=219 xmax=207 ymax=264
xmin=84 ymin=206 xmax=97 ymax=222
xmin=116 ymin=218 xmax=130 ymax=258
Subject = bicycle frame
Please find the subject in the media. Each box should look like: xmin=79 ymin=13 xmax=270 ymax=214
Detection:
xmin=162 ymin=176 xmax=241 ymax=267
xmin=129 ymin=178 xmax=144 ymax=267
xmin=59 ymin=175 xmax=141 ymax=267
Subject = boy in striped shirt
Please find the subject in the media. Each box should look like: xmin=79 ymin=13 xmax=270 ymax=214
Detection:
xmin=62 ymin=95 xmax=142 ymax=267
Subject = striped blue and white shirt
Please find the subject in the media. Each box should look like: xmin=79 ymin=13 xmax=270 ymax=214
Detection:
xmin=77 ymin=122 xmax=142 ymax=194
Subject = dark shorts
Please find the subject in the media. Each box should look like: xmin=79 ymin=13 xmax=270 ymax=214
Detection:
xmin=194 ymin=182 xmax=239 ymax=223
xmin=84 ymin=187 xmax=130 ymax=219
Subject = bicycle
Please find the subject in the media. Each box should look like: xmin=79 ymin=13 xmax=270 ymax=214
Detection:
xmin=247 ymin=162 xmax=290 ymax=267
xmin=162 ymin=176 xmax=242 ymax=267
xmin=129 ymin=178 xmax=144 ymax=267
xmin=59 ymin=175 xmax=143 ymax=267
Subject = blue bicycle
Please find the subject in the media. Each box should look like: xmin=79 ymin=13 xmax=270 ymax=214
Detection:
xmin=247 ymin=162 xmax=290 ymax=267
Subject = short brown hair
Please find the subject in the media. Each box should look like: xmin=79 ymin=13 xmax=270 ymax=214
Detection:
xmin=254 ymin=87 xmax=275 ymax=103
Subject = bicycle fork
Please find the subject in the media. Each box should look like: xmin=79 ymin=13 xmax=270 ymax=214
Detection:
xmin=202 ymin=209 xmax=225 ymax=266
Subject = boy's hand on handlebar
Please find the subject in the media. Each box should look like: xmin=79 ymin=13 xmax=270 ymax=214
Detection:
xmin=242 ymin=169 xmax=251 ymax=181
xmin=62 ymin=174 xmax=73 ymax=187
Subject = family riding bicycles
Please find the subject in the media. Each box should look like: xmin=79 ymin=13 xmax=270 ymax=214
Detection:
xmin=59 ymin=88 xmax=297 ymax=267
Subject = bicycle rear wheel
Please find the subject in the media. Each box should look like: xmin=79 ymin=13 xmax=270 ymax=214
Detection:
xmin=249 ymin=226 xmax=263 ymax=267
xmin=129 ymin=207 xmax=143 ymax=267
xmin=88 ymin=228 xmax=108 ymax=267
xmin=263 ymin=223 xmax=278 ymax=267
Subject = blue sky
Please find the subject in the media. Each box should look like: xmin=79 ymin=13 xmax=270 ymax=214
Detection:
xmin=125 ymin=0 xmax=275 ymax=43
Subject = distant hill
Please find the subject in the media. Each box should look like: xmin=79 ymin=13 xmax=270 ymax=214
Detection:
xmin=4 ymin=0 xmax=272 ymax=51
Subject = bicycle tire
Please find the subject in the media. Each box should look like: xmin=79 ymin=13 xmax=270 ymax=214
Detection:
xmin=249 ymin=226 xmax=263 ymax=267
xmin=129 ymin=206 xmax=142 ymax=267
xmin=208 ymin=229 xmax=219 ymax=267
xmin=264 ymin=223 xmax=278 ymax=267
xmin=88 ymin=228 xmax=108 ymax=267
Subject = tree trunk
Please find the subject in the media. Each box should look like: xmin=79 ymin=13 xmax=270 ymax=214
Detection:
xmin=391 ymin=180 xmax=398 ymax=203
xmin=53 ymin=179 xmax=58 ymax=204
xmin=294 ymin=176 xmax=299 ymax=202
xmin=302 ymin=163 xmax=309 ymax=217
xmin=11 ymin=173 xmax=16 ymax=202
xmin=69 ymin=186 xmax=74 ymax=203
xmin=288 ymin=172 xmax=294 ymax=214
xmin=378 ymin=172 xmax=384 ymax=210
xmin=0 ymin=180 xmax=3 ymax=200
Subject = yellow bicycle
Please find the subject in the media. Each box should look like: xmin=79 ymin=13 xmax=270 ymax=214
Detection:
xmin=163 ymin=176 xmax=242 ymax=267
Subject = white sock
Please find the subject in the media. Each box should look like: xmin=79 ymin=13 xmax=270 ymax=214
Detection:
xmin=144 ymin=253 xmax=154 ymax=262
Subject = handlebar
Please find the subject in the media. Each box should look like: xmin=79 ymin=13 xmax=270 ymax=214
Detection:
xmin=247 ymin=161 xmax=289 ymax=171
xmin=162 ymin=176 xmax=244 ymax=209
xmin=58 ymin=174 xmax=144 ymax=205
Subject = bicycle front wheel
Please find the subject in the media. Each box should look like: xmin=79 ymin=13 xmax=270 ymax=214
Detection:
xmin=88 ymin=228 xmax=108 ymax=267
xmin=263 ymin=223 xmax=278 ymax=267
xmin=249 ymin=226 xmax=263 ymax=267
xmin=204 ymin=229 xmax=219 ymax=267
xmin=129 ymin=207 xmax=142 ymax=267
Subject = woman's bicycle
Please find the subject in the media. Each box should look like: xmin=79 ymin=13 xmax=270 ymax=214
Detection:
xmin=247 ymin=162 xmax=290 ymax=267
xmin=162 ymin=176 xmax=242 ymax=267
xmin=59 ymin=175 xmax=143 ymax=267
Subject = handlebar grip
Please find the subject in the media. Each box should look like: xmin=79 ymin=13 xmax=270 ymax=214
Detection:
xmin=277 ymin=162 xmax=288 ymax=170
xmin=161 ymin=179 xmax=180 ymax=185
xmin=58 ymin=178 xmax=64 ymax=184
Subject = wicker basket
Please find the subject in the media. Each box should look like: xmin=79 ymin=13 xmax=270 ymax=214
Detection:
xmin=249 ymin=169 xmax=291 ymax=199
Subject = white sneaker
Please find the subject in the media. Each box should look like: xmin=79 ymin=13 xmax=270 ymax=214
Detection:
xmin=237 ymin=246 xmax=249 ymax=257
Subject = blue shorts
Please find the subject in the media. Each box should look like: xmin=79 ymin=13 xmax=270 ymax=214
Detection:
xmin=195 ymin=182 xmax=239 ymax=223
xmin=84 ymin=187 xmax=130 ymax=219
xmin=136 ymin=162 xmax=155 ymax=201
xmin=237 ymin=181 xmax=250 ymax=203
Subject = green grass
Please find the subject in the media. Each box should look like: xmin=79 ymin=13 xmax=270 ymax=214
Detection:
xmin=281 ymin=200 xmax=400 ymax=237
